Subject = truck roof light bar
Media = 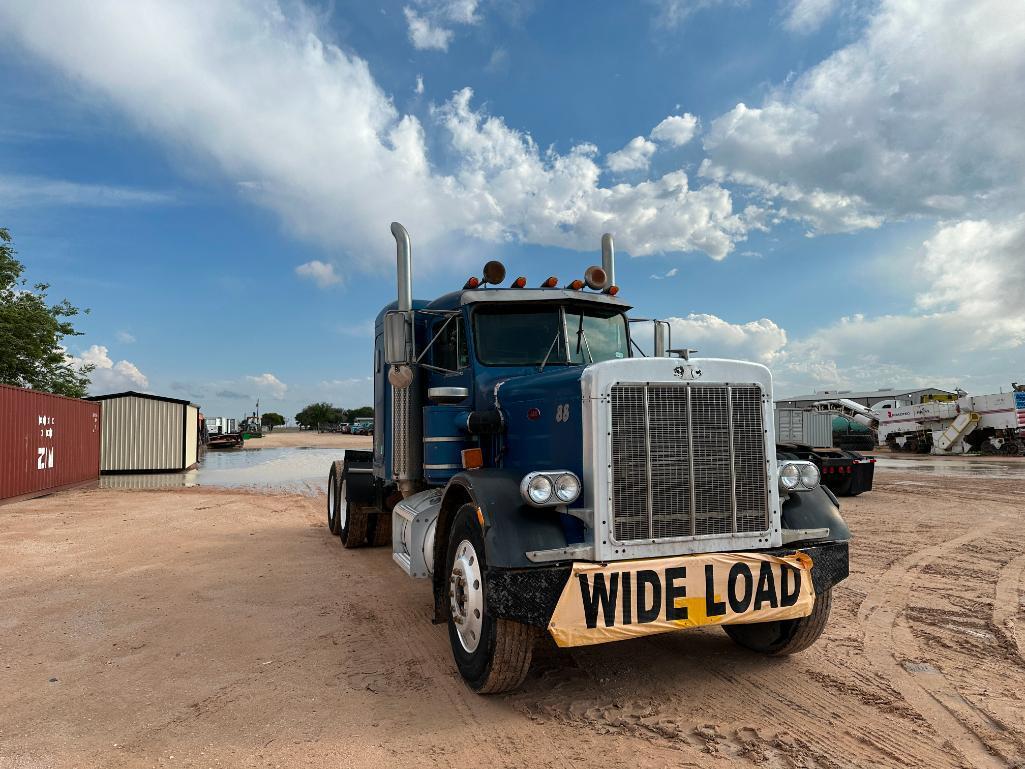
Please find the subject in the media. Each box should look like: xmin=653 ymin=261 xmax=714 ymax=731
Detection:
xmin=540 ymin=276 xmax=558 ymax=288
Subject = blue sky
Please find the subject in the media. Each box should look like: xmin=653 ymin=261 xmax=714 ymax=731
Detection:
xmin=1 ymin=0 xmax=1022 ymax=422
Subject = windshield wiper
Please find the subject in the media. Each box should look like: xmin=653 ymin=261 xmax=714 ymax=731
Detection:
xmin=575 ymin=314 xmax=594 ymax=364
xmin=538 ymin=329 xmax=562 ymax=373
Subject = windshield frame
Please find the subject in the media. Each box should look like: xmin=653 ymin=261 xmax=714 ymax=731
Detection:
xmin=469 ymin=301 xmax=631 ymax=368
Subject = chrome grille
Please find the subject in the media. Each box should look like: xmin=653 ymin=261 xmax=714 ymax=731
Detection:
xmin=610 ymin=384 xmax=768 ymax=542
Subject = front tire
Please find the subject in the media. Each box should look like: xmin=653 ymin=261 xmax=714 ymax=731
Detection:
xmin=445 ymin=504 xmax=537 ymax=694
xmin=723 ymin=588 xmax=832 ymax=655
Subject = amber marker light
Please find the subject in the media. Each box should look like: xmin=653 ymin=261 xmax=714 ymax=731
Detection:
xmin=462 ymin=448 xmax=484 ymax=469
xmin=540 ymin=276 xmax=558 ymax=288
xmin=463 ymin=276 xmax=480 ymax=289
xmin=607 ymin=285 xmax=620 ymax=296
xmin=512 ymin=276 xmax=527 ymax=288
xmin=567 ymin=279 xmax=584 ymax=290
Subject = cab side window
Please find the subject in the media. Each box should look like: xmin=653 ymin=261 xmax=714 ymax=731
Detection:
xmin=433 ymin=316 xmax=468 ymax=371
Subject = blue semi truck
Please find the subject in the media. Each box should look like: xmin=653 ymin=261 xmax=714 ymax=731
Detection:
xmin=326 ymin=223 xmax=850 ymax=693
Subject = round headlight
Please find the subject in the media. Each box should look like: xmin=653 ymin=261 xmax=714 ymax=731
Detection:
xmin=799 ymin=462 xmax=821 ymax=489
xmin=527 ymin=475 xmax=553 ymax=505
xmin=554 ymin=473 xmax=581 ymax=503
xmin=779 ymin=463 xmax=801 ymax=491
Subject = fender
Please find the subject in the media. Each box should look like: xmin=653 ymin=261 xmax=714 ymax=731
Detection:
xmin=431 ymin=469 xmax=569 ymax=622
xmin=342 ymin=449 xmax=376 ymax=508
xmin=780 ymin=485 xmax=850 ymax=543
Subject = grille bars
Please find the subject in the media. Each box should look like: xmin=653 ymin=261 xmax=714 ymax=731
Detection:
xmin=610 ymin=383 xmax=767 ymax=542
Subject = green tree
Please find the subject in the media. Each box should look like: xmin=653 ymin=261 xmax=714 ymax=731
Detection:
xmin=347 ymin=405 xmax=374 ymax=420
xmin=295 ymin=402 xmax=345 ymax=429
xmin=261 ymin=412 xmax=285 ymax=431
xmin=0 ymin=228 xmax=91 ymax=397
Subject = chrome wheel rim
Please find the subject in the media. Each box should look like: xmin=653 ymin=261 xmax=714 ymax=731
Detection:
xmin=327 ymin=476 xmax=336 ymax=526
xmin=449 ymin=539 xmax=483 ymax=653
xmin=338 ymin=477 xmax=348 ymax=531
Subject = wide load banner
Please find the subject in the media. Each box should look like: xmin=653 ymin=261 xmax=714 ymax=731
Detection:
xmin=548 ymin=551 xmax=815 ymax=647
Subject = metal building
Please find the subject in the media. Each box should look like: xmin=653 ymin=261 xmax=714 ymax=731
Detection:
xmin=776 ymin=386 xmax=957 ymax=410
xmin=0 ymin=384 xmax=101 ymax=504
xmin=86 ymin=391 xmax=200 ymax=473
xmin=774 ymin=407 xmax=834 ymax=447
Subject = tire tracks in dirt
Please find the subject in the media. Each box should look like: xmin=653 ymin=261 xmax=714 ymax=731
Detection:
xmin=993 ymin=552 xmax=1025 ymax=663
xmin=857 ymin=518 xmax=1015 ymax=768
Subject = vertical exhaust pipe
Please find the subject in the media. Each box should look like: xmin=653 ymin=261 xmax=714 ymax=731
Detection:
xmin=601 ymin=233 xmax=616 ymax=291
xmin=387 ymin=222 xmax=421 ymax=498
xmin=391 ymin=222 xmax=412 ymax=311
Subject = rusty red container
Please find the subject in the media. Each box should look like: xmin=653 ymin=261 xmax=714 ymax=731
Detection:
xmin=0 ymin=383 xmax=101 ymax=504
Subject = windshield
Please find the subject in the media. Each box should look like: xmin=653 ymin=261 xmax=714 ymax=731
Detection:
xmin=473 ymin=304 xmax=629 ymax=366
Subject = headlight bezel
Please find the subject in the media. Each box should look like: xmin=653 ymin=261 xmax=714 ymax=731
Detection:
xmin=777 ymin=459 xmax=820 ymax=493
xmin=520 ymin=470 xmax=581 ymax=507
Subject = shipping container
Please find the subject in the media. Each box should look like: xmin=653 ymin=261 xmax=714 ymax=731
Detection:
xmin=86 ymin=391 xmax=200 ymax=472
xmin=774 ymin=407 xmax=834 ymax=448
xmin=0 ymin=383 xmax=101 ymax=504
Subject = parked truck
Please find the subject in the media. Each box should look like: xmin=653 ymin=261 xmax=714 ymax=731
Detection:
xmin=325 ymin=223 xmax=850 ymax=693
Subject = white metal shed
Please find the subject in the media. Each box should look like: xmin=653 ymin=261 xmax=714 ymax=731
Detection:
xmin=87 ymin=391 xmax=200 ymax=472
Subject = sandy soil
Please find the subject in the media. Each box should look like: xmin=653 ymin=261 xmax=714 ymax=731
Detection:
xmin=2 ymin=472 xmax=1024 ymax=768
xmin=246 ymin=430 xmax=373 ymax=450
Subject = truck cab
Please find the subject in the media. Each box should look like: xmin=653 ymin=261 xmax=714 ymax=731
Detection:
xmin=327 ymin=223 xmax=850 ymax=693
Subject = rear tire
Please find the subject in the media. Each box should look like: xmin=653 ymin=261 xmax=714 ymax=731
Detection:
xmin=338 ymin=459 xmax=369 ymax=549
xmin=445 ymin=503 xmax=537 ymax=694
xmin=370 ymin=513 xmax=392 ymax=547
xmin=327 ymin=460 xmax=343 ymax=535
xmin=724 ymin=588 xmax=832 ymax=655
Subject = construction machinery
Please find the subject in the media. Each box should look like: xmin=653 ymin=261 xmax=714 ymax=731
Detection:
xmin=810 ymin=390 xmax=1025 ymax=455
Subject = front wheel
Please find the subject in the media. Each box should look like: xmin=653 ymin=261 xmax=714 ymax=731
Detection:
xmin=445 ymin=504 xmax=537 ymax=694
xmin=723 ymin=588 xmax=832 ymax=655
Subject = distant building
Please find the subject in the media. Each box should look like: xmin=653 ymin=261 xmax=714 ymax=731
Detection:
xmin=776 ymin=386 xmax=958 ymax=410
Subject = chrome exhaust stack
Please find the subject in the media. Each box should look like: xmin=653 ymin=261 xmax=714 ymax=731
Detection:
xmin=388 ymin=222 xmax=421 ymax=498
xmin=601 ymin=233 xmax=616 ymax=291
xmin=391 ymin=221 xmax=412 ymax=311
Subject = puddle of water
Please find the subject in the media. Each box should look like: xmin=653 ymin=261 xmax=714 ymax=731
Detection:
xmin=99 ymin=447 xmax=347 ymax=494
xmin=875 ymin=457 xmax=1025 ymax=479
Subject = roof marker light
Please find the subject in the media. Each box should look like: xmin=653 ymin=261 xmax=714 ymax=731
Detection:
xmin=464 ymin=276 xmax=480 ymax=289
xmin=566 ymin=279 xmax=584 ymax=290
xmin=512 ymin=276 xmax=527 ymax=288
xmin=607 ymin=285 xmax=619 ymax=296
xmin=541 ymin=276 xmax=558 ymax=288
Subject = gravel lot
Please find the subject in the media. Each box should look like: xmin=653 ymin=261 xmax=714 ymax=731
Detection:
xmin=1 ymin=466 xmax=1023 ymax=768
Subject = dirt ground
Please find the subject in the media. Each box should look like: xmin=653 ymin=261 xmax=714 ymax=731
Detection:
xmin=2 ymin=470 xmax=1024 ymax=768
xmin=248 ymin=430 xmax=373 ymax=450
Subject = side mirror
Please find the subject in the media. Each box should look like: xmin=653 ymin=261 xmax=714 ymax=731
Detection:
xmin=384 ymin=311 xmax=412 ymax=365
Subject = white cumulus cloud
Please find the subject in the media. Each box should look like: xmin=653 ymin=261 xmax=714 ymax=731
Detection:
xmin=69 ymin=345 xmax=149 ymax=392
xmin=0 ymin=1 xmax=750 ymax=266
xmin=246 ymin=372 xmax=288 ymax=399
xmin=702 ymin=0 xmax=1025 ymax=234
xmin=295 ymin=259 xmax=341 ymax=287
xmin=650 ymin=113 xmax=698 ymax=147
xmin=606 ymin=136 xmax=657 ymax=173
xmin=666 ymin=314 xmax=789 ymax=363
xmin=403 ymin=7 xmax=453 ymax=50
